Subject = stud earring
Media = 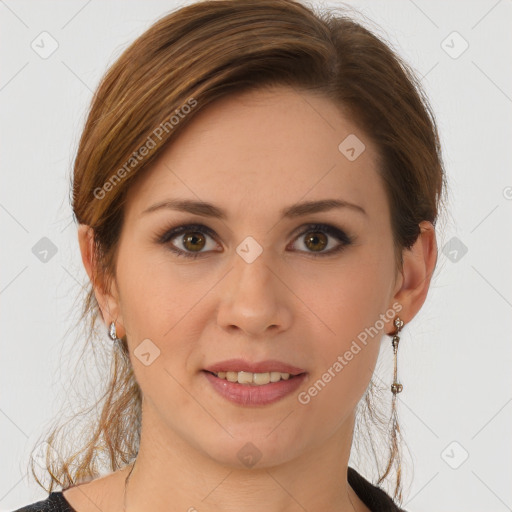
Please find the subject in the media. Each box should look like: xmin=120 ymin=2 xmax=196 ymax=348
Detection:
xmin=390 ymin=317 xmax=404 ymax=394
xmin=109 ymin=321 xmax=120 ymax=342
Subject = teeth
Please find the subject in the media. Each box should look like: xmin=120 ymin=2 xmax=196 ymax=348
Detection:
xmin=214 ymin=370 xmax=293 ymax=385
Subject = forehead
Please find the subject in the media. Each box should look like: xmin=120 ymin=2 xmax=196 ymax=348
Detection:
xmin=125 ymin=86 xmax=387 ymax=222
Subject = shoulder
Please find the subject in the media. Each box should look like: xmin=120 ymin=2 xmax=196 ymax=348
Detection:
xmin=347 ymin=466 xmax=408 ymax=512
xmin=11 ymin=492 xmax=75 ymax=512
xmin=13 ymin=467 xmax=128 ymax=512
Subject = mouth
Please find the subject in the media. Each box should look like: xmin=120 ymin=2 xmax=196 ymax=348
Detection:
xmin=202 ymin=369 xmax=307 ymax=386
xmin=201 ymin=369 xmax=308 ymax=406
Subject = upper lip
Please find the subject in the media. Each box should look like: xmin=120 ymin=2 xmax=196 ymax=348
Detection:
xmin=203 ymin=358 xmax=306 ymax=375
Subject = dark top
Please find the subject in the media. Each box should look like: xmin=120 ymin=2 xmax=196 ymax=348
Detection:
xmin=12 ymin=466 xmax=406 ymax=511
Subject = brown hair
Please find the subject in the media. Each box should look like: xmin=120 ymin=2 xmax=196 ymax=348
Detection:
xmin=30 ymin=0 xmax=446 ymax=505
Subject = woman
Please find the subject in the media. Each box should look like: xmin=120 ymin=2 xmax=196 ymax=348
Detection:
xmin=15 ymin=0 xmax=445 ymax=511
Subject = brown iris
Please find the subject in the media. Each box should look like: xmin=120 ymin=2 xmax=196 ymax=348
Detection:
xmin=182 ymin=232 xmax=206 ymax=252
xmin=304 ymin=231 xmax=327 ymax=252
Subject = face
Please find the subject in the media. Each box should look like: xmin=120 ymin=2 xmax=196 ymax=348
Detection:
xmin=105 ymin=86 xmax=403 ymax=468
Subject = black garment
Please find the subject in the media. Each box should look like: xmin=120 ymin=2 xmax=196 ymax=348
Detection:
xmin=347 ymin=467 xmax=407 ymax=511
xmin=12 ymin=466 xmax=406 ymax=511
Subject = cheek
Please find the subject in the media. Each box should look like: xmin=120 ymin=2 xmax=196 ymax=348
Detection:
xmin=298 ymin=254 xmax=392 ymax=404
xmin=297 ymin=252 xmax=390 ymax=336
xmin=117 ymin=246 xmax=204 ymax=334
xmin=116 ymin=250 xmax=214 ymax=384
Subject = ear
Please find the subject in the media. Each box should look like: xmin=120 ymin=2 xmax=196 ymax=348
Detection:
xmin=388 ymin=220 xmax=438 ymax=332
xmin=77 ymin=224 xmax=125 ymax=338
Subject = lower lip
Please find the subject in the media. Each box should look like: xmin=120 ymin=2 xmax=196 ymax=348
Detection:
xmin=202 ymin=370 xmax=307 ymax=406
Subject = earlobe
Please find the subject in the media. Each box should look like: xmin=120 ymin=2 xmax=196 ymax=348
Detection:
xmin=391 ymin=220 xmax=438 ymax=326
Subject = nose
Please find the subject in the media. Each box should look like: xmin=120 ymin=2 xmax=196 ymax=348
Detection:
xmin=216 ymin=249 xmax=292 ymax=338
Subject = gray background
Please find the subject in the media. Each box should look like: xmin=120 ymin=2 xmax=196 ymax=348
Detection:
xmin=1 ymin=1 xmax=511 ymax=511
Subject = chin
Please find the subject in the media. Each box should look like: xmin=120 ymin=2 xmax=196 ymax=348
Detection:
xmin=199 ymin=433 xmax=302 ymax=470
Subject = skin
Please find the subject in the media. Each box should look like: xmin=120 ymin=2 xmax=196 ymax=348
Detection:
xmin=70 ymin=85 xmax=437 ymax=512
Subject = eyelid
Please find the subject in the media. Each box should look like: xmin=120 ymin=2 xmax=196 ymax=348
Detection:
xmin=155 ymin=221 xmax=353 ymax=258
xmin=155 ymin=223 xmax=217 ymax=244
xmin=286 ymin=223 xmax=353 ymax=256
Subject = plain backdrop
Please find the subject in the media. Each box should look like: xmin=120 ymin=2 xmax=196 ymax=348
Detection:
xmin=1 ymin=1 xmax=511 ymax=511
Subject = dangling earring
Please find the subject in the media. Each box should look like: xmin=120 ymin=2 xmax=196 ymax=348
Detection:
xmin=378 ymin=316 xmax=405 ymax=503
xmin=390 ymin=317 xmax=404 ymax=394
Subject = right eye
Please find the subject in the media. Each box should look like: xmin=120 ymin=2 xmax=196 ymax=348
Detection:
xmin=157 ymin=223 xmax=221 ymax=259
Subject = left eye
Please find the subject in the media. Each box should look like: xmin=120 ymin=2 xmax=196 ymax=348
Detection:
xmin=288 ymin=224 xmax=351 ymax=256
xmin=157 ymin=223 xmax=352 ymax=259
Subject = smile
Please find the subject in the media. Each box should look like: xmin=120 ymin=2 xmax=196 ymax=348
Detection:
xmin=202 ymin=370 xmax=308 ymax=406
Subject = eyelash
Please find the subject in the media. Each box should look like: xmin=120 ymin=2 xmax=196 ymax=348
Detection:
xmin=155 ymin=222 xmax=353 ymax=259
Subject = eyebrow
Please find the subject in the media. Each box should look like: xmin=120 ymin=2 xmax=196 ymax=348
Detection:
xmin=140 ymin=198 xmax=367 ymax=219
